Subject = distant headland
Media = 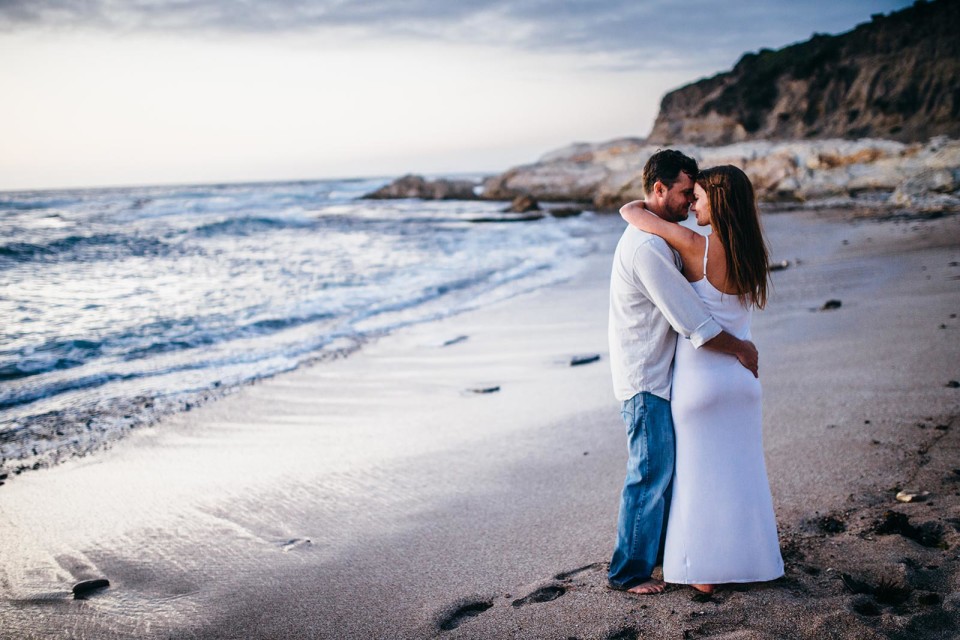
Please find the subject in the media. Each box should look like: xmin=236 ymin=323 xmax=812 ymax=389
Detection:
xmin=369 ymin=0 xmax=960 ymax=215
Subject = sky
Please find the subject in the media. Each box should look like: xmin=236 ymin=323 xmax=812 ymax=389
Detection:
xmin=0 ymin=0 xmax=914 ymax=191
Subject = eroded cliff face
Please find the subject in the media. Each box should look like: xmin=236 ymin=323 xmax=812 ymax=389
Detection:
xmin=648 ymin=0 xmax=960 ymax=145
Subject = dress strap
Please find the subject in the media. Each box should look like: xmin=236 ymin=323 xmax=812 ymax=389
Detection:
xmin=702 ymin=234 xmax=710 ymax=278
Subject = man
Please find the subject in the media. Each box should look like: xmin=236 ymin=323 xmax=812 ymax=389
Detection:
xmin=608 ymin=149 xmax=758 ymax=595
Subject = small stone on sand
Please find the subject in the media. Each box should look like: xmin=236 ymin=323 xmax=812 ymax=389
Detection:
xmin=820 ymin=299 xmax=842 ymax=311
xmin=570 ymin=354 xmax=600 ymax=366
xmin=468 ymin=386 xmax=500 ymax=394
xmin=895 ymin=490 xmax=930 ymax=503
xmin=769 ymin=260 xmax=790 ymax=271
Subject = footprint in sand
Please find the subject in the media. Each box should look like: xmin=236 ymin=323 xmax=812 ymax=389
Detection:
xmin=554 ymin=562 xmax=604 ymax=580
xmin=438 ymin=600 xmax=493 ymax=631
xmin=73 ymin=578 xmax=110 ymax=600
xmin=605 ymin=626 xmax=640 ymax=640
xmin=511 ymin=584 xmax=566 ymax=607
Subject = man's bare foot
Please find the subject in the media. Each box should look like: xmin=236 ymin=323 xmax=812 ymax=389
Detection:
xmin=691 ymin=584 xmax=715 ymax=594
xmin=626 ymin=579 xmax=666 ymax=595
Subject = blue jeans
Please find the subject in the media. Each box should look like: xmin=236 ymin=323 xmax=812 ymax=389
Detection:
xmin=608 ymin=392 xmax=675 ymax=589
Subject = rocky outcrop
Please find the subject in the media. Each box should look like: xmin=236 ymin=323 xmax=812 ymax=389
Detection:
xmin=363 ymin=174 xmax=479 ymax=200
xmin=505 ymin=195 xmax=540 ymax=213
xmin=648 ymin=0 xmax=960 ymax=145
xmin=481 ymin=138 xmax=647 ymax=204
xmin=480 ymin=137 xmax=960 ymax=211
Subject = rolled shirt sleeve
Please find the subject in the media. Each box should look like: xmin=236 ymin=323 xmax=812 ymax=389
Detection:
xmin=632 ymin=239 xmax=723 ymax=348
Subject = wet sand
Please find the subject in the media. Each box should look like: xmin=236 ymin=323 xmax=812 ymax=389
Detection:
xmin=0 ymin=209 xmax=958 ymax=639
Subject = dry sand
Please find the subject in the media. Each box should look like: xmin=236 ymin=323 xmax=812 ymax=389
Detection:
xmin=0 ymin=209 xmax=958 ymax=639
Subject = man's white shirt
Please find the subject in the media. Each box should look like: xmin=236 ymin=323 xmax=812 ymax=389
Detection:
xmin=608 ymin=226 xmax=722 ymax=402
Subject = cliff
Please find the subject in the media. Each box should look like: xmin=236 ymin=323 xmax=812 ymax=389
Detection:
xmin=648 ymin=0 xmax=960 ymax=145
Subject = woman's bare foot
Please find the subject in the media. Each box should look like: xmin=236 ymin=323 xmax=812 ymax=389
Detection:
xmin=691 ymin=584 xmax=715 ymax=594
xmin=626 ymin=579 xmax=666 ymax=595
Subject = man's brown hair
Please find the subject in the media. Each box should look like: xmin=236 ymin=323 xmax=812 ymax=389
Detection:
xmin=642 ymin=149 xmax=699 ymax=196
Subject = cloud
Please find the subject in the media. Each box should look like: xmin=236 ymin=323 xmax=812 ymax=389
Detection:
xmin=0 ymin=0 xmax=914 ymax=70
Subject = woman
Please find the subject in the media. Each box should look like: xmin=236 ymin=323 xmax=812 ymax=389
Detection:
xmin=619 ymin=165 xmax=784 ymax=594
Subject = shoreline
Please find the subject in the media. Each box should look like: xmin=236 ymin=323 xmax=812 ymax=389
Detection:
xmin=0 ymin=209 xmax=957 ymax=639
xmin=0 ymin=198 xmax=608 ymax=485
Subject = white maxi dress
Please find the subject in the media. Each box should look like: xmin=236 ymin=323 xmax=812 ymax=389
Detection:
xmin=662 ymin=236 xmax=784 ymax=585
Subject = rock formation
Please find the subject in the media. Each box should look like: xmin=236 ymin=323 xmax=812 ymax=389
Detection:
xmin=481 ymin=139 xmax=647 ymax=204
xmin=479 ymin=137 xmax=960 ymax=211
xmin=363 ymin=174 xmax=478 ymax=200
xmin=648 ymin=0 xmax=960 ymax=145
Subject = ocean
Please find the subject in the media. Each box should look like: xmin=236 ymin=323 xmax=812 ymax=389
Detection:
xmin=0 ymin=177 xmax=614 ymax=474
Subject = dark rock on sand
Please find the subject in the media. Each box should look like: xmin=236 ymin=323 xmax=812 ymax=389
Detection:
xmin=769 ymin=260 xmax=790 ymax=272
xmin=468 ymin=386 xmax=500 ymax=394
xmin=72 ymin=578 xmax=109 ymax=599
xmin=821 ymin=299 xmax=843 ymax=311
xmin=280 ymin=538 xmax=312 ymax=552
xmin=506 ymin=194 xmax=540 ymax=213
xmin=570 ymin=354 xmax=601 ymax=367
xmin=946 ymin=380 xmax=959 ymax=388
xmin=363 ymin=174 xmax=479 ymax=200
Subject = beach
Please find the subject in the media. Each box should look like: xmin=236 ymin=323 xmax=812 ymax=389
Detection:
xmin=0 ymin=208 xmax=958 ymax=639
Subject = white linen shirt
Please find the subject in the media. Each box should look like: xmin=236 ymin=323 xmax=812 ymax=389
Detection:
xmin=609 ymin=226 xmax=722 ymax=401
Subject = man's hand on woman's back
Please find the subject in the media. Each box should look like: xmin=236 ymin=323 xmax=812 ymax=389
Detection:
xmin=702 ymin=332 xmax=759 ymax=377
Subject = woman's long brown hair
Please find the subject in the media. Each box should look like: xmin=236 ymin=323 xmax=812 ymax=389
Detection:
xmin=698 ymin=165 xmax=770 ymax=309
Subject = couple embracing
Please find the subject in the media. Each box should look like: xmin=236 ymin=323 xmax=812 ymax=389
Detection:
xmin=607 ymin=149 xmax=783 ymax=595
